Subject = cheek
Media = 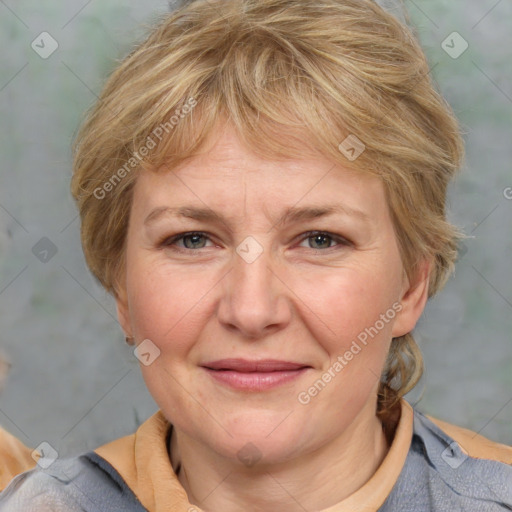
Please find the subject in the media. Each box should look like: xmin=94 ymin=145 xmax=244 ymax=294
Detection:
xmin=295 ymin=267 xmax=400 ymax=357
xmin=126 ymin=261 xmax=208 ymax=354
xmin=296 ymin=273 xmax=398 ymax=414
xmin=127 ymin=264 xmax=212 ymax=418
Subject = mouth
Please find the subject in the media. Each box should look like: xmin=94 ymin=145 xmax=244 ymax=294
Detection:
xmin=201 ymin=359 xmax=312 ymax=391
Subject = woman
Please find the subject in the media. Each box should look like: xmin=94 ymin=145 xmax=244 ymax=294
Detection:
xmin=1 ymin=0 xmax=511 ymax=510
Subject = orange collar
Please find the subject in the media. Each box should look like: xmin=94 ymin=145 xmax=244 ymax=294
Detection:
xmin=95 ymin=400 xmax=414 ymax=512
xmin=0 ymin=427 xmax=37 ymax=492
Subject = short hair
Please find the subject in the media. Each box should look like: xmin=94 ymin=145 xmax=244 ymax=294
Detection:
xmin=71 ymin=0 xmax=465 ymax=417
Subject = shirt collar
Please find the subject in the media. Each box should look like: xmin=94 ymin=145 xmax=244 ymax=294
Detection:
xmin=94 ymin=399 xmax=414 ymax=512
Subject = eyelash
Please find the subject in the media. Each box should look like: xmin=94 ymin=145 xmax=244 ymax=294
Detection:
xmin=158 ymin=231 xmax=352 ymax=254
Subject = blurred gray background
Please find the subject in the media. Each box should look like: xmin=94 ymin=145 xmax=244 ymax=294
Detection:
xmin=0 ymin=0 xmax=511 ymax=458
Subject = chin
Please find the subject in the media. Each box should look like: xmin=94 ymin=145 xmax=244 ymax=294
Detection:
xmin=205 ymin=409 xmax=312 ymax=465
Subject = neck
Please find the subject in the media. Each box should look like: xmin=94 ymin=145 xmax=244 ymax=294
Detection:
xmin=170 ymin=398 xmax=391 ymax=512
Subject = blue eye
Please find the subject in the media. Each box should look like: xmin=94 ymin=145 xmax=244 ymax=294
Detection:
xmin=159 ymin=230 xmax=351 ymax=253
xmin=162 ymin=232 xmax=212 ymax=250
xmin=300 ymin=232 xmax=342 ymax=250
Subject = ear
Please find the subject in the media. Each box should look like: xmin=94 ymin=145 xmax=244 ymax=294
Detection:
xmin=114 ymin=279 xmax=132 ymax=338
xmin=391 ymin=259 xmax=431 ymax=338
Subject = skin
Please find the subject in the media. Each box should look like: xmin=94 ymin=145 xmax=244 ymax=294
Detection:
xmin=116 ymin=122 xmax=430 ymax=511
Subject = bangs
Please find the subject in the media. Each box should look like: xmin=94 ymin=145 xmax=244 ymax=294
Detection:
xmin=126 ymin=42 xmax=370 ymax=177
xmin=93 ymin=0 xmax=428 ymax=181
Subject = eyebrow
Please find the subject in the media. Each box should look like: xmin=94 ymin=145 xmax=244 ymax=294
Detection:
xmin=144 ymin=204 xmax=370 ymax=228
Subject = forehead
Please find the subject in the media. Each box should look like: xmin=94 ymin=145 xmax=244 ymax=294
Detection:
xmin=132 ymin=124 xmax=387 ymax=223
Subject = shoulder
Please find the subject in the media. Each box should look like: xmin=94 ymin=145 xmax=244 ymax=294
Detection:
xmin=425 ymin=413 xmax=512 ymax=464
xmin=0 ymin=451 xmax=147 ymax=512
xmin=386 ymin=405 xmax=512 ymax=511
xmin=0 ymin=427 xmax=36 ymax=492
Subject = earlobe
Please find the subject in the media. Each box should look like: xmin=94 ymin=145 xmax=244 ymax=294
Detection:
xmin=391 ymin=260 xmax=431 ymax=338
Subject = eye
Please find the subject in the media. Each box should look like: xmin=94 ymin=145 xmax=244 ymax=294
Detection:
xmin=159 ymin=230 xmax=351 ymax=253
xmin=297 ymin=231 xmax=351 ymax=250
xmin=160 ymin=232 xmax=214 ymax=251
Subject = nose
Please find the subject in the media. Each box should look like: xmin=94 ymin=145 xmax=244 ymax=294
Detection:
xmin=217 ymin=243 xmax=292 ymax=340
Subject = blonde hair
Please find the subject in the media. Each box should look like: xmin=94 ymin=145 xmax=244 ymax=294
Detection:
xmin=71 ymin=0 xmax=465 ymax=417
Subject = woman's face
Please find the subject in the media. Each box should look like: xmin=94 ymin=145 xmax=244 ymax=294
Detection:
xmin=116 ymin=124 xmax=427 ymax=465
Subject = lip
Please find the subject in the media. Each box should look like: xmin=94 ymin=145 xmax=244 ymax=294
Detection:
xmin=201 ymin=359 xmax=311 ymax=391
xmin=202 ymin=359 xmax=309 ymax=372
